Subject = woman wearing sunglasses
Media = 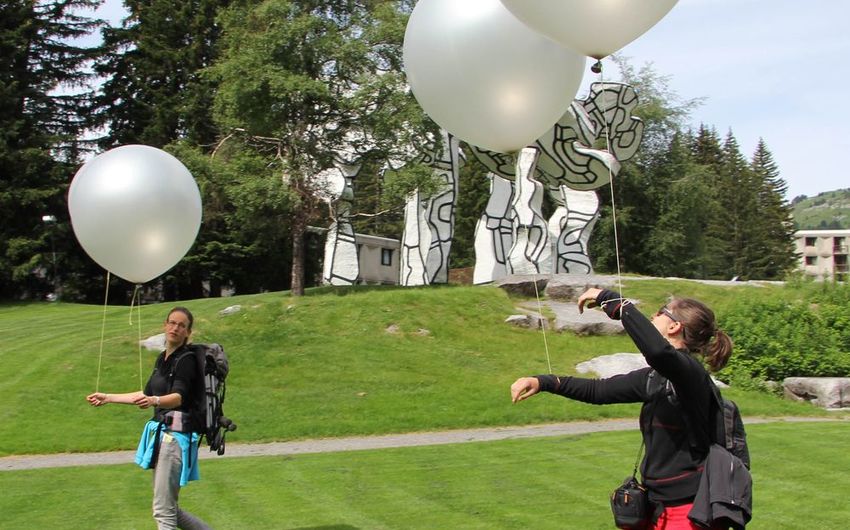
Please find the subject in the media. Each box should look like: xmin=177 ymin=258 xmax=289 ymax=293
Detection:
xmin=510 ymin=288 xmax=737 ymax=530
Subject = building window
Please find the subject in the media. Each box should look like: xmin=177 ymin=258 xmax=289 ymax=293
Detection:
xmin=805 ymin=237 xmax=817 ymax=247
xmin=805 ymin=256 xmax=817 ymax=266
xmin=834 ymin=237 xmax=847 ymax=254
xmin=381 ymin=248 xmax=393 ymax=266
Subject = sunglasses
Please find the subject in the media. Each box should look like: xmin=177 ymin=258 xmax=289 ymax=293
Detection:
xmin=657 ymin=306 xmax=679 ymax=322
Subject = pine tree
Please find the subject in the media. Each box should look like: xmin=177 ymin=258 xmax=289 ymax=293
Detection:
xmin=91 ymin=0 xmax=238 ymax=299
xmin=690 ymin=124 xmax=724 ymax=170
xmin=749 ymin=138 xmax=797 ymax=279
xmin=93 ymin=0 xmax=229 ymax=149
xmin=686 ymin=126 xmax=731 ymax=278
xmin=717 ymin=131 xmax=760 ymax=279
xmin=645 ymin=132 xmax=718 ymax=278
xmin=0 ymin=0 xmax=102 ymax=299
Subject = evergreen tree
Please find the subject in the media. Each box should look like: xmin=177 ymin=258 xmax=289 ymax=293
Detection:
xmin=687 ymin=125 xmax=731 ymax=278
xmin=0 ymin=0 xmax=102 ymax=300
xmin=91 ymin=0 xmax=242 ymax=300
xmin=718 ymin=131 xmax=759 ymax=278
xmin=749 ymin=138 xmax=797 ymax=279
xmin=690 ymin=124 xmax=724 ymax=169
xmin=645 ymin=131 xmax=717 ymax=278
xmin=451 ymin=152 xmax=491 ymax=269
xmin=93 ymin=0 xmax=229 ymax=149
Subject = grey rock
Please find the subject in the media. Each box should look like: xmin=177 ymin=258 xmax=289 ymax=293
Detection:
xmin=495 ymin=274 xmax=549 ymax=297
xmin=547 ymin=301 xmax=624 ymax=335
xmin=141 ymin=333 xmax=165 ymax=351
xmin=577 ymin=353 xmax=648 ymax=378
xmin=576 ymin=353 xmax=730 ymax=388
xmin=544 ymin=274 xmax=621 ymax=301
xmin=505 ymin=312 xmax=548 ymax=330
xmin=219 ymin=304 xmax=242 ymax=315
xmin=783 ymin=377 xmax=850 ymax=409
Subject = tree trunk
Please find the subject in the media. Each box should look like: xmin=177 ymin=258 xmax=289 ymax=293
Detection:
xmin=290 ymin=214 xmax=307 ymax=296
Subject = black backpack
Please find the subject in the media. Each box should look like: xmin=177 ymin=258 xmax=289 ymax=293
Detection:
xmin=177 ymin=343 xmax=237 ymax=455
xmin=709 ymin=384 xmax=750 ymax=469
xmin=647 ymin=369 xmax=750 ymax=469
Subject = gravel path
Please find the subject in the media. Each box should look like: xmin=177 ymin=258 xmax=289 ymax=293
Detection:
xmin=1 ymin=417 xmax=841 ymax=471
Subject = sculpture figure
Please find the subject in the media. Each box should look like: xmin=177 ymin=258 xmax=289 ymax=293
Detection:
xmin=471 ymin=82 xmax=643 ymax=282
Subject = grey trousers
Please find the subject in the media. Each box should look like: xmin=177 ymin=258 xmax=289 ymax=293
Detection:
xmin=151 ymin=433 xmax=212 ymax=530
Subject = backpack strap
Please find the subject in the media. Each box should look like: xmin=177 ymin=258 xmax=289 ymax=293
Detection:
xmin=706 ymin=381 xmax=725 ymax=446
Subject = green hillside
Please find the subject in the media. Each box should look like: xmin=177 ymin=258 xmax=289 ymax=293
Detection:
xmin=0 ymin=279 xmax=830 ymax=457
xmin=792 ymin=188 xmax=850 ymax=229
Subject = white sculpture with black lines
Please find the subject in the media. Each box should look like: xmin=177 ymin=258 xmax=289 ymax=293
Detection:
xmin=399 ymin=130 xmax=461 ymax=286
xmin=471 ymin=82 xmax=644 ymax=282
xmin=472 ymin=173 xmax=515 ymax=284
xmin=320 ymin=158 xmax=363 ymax=286
xmin=321 ymin=82 xmax=642 ymax=287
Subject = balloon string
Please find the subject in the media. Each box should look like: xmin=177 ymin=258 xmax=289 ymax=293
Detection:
xmin=129 ymin=284 xmax=144 ymax=390
xmin=532 ymin=274 xmax=553 ymax=373
xmin=599 ymin=65 xmax=626 ymax=315
xmin=95 ymin=272 xmax=111 ymax=393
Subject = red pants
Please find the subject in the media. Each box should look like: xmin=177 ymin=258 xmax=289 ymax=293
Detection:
xmin=652 ymin=503 xmax=720 ymax=530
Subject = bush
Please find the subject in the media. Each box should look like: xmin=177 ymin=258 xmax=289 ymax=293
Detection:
xmin=718 ymin=283 xmax=850 ymax=389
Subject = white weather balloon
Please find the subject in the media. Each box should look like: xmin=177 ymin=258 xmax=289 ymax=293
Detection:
xmin=500 ymin=0 xmax=679 ymax=60
xmin=403 ymin=0 xmax=586 ymax=153
xmin=68 ymin=145 xmax=202 ymax=284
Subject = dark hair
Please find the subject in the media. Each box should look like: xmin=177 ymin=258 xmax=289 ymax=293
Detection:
xmin=668 ymin=298 xmax=732 ymax=372
xmin=167 ymin=306 xmax=194 ymax=332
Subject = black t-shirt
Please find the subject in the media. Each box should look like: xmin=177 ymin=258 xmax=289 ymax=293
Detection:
xmin=144 ymin=343 xmax=200 ymax=417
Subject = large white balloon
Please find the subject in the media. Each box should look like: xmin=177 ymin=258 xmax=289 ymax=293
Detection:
xmin=68 ymin=145 xmax=202 ymax=284
xmin=500 ymin=0 xmax=679 ymax=60
xmin=403 ymin=0 xmax=586 ymax=154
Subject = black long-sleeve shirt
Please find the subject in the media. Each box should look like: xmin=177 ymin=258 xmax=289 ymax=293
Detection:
xmin=536 ymin=290 xmax=714 ymax=504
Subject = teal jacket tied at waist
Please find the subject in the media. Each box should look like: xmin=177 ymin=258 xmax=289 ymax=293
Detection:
xmin=135 ymin=420 xmax=200 ymax=486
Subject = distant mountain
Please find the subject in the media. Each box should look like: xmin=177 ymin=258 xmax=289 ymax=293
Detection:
xmin=791 ymin=188 xmax=850 ymax=230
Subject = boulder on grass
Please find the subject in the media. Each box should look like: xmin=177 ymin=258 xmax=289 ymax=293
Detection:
xmin=783 ymin=377 xmax=850 ymax=409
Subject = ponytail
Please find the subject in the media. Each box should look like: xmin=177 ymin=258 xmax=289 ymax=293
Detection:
xmin=704 ymin=329 xmax=733 ymax=372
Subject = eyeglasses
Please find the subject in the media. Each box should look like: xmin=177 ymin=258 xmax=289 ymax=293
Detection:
xmin=657 ymin=306 xmax=679 ymax=322
xmin=165 ymin=319 xmax=188 ymax=330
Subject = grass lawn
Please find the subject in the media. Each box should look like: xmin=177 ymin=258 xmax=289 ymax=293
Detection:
xmin=1 ymin=279 xmax=848 ymax=528
xmin=0 ymin=280 xmax=834 ymax=457
xmin=1 ymin=421 xmax=847 ymax=529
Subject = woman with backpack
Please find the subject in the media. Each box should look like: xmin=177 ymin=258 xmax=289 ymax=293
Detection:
xmin=86 ymin=307 xmax=211 ymax=530
xmin=510 ymin=288 xmax=744 ymax=530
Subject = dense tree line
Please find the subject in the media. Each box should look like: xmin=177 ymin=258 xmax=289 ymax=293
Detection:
xmin=0 ymin=1 xmax=798 ymax=303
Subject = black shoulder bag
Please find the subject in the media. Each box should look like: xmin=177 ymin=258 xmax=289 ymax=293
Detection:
xmin=610 ymin=440 xmax=652 ymax=529
xmin=610 ymin=381 xmax=662 ymax=530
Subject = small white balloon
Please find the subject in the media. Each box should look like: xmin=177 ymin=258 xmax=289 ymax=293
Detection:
xmin=68 ymin=145 xmax=202 ymax=284
xmin=500 ymin=0 xmax=679 ymax=60
xmin=403 ymin=0 xmax=586 ymax=153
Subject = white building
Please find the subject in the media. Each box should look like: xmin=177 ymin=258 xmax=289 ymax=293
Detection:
xmin=354 ymin=233 xmax=400 ymax=285
xmin=794 ymin=229 xmax=850 ymax=281
xmin=310 ymin=227 xmax=401 ymax=285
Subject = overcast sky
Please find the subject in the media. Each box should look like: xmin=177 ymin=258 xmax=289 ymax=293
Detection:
xmin=90 ymin=0 xmax=848 ymax=200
